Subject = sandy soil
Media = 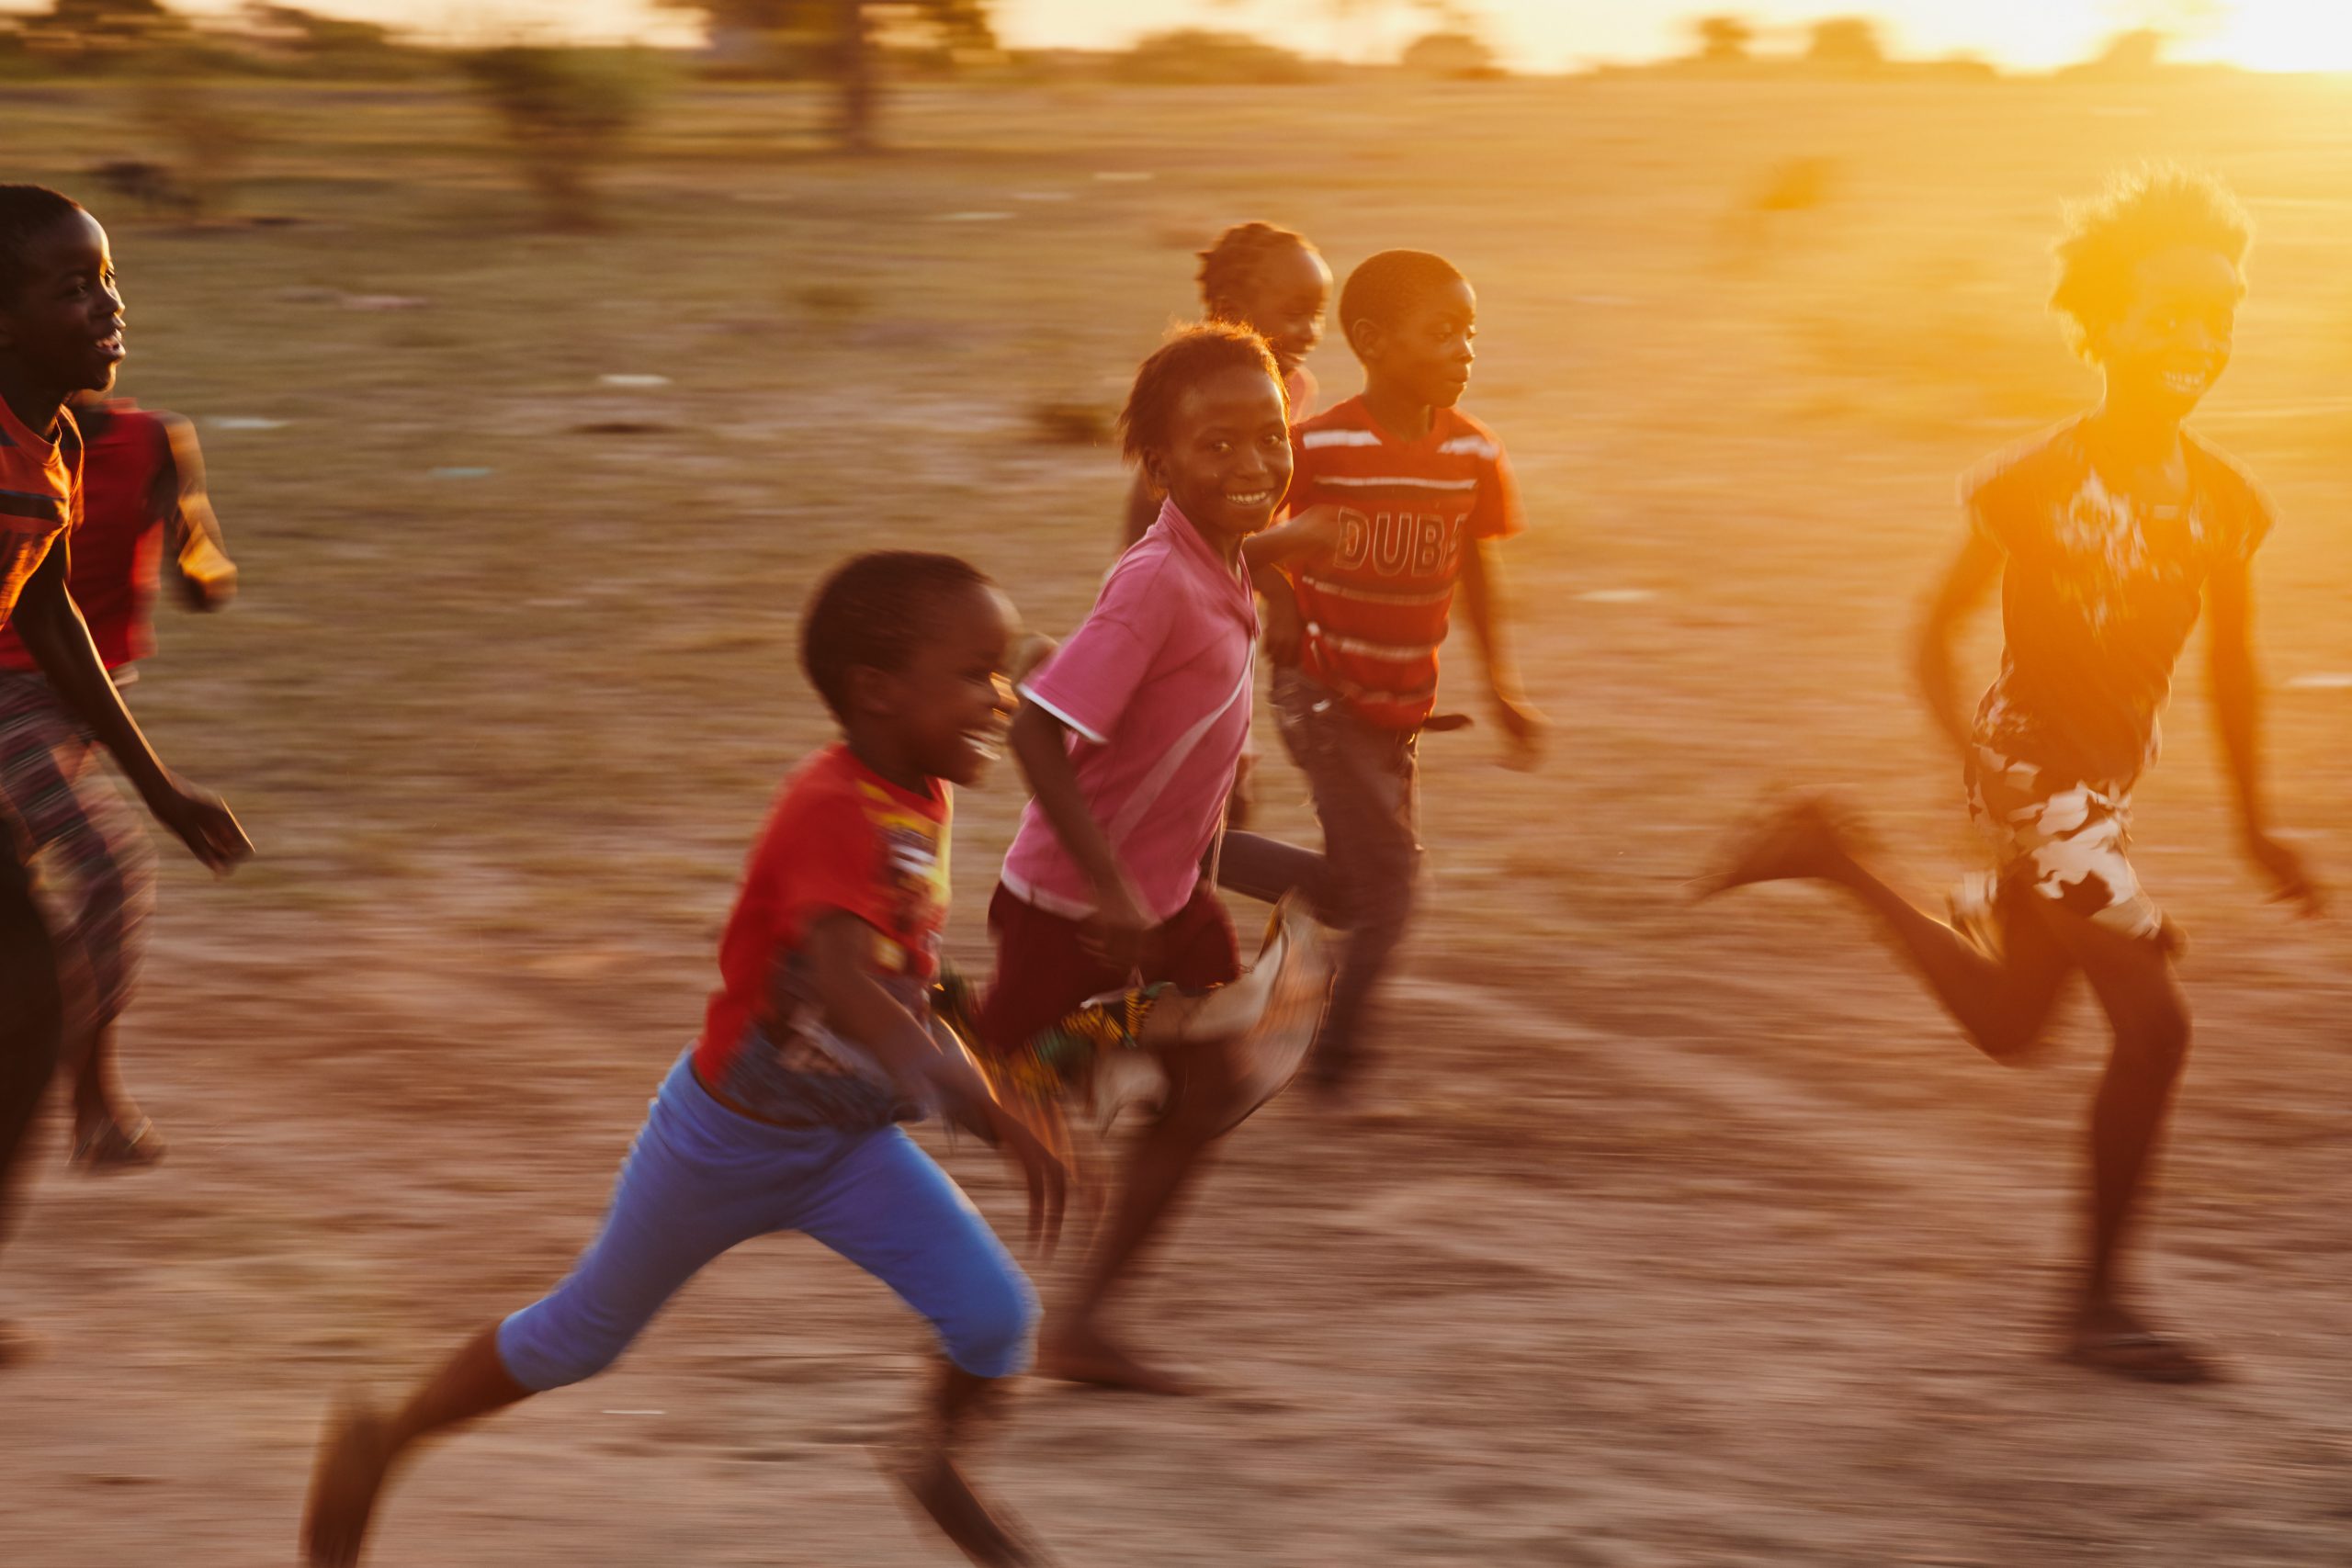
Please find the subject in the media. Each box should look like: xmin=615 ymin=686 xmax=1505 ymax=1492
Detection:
xmin=6 ymin=71 xmax=2352 ymax=1566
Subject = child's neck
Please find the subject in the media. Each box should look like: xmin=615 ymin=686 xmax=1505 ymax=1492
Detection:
xmin=1170 ymin=502 xmax=1244 ymax=567
xmin=2085 ymin=389 xmax=2187 ymax=475
xmin=0 ymin=364 xmax=66 ymax=441
xmin=844 ymin=733 xmax=933 ymax=796
xmin=1360 ymin=380 xmax=1435 ymax=444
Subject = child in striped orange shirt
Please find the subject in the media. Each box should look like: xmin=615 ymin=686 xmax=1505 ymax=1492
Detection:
xmin=1244 ymin=249 xmax=1544 ymax=1100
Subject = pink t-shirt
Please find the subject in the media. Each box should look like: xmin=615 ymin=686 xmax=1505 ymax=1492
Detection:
xmin=1003 ymin=500 xmax=1257 ymax=921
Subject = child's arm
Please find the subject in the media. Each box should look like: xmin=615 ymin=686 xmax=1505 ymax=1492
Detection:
xmin=1009 ymin=700 xmax=1153 ymax=970
xmin=156 ymin=414 xmax=235 ymax=612
xmin=797 ymin=913 xmax=1067 ymax=1249
xmin=1456 ymin=537 xmax=1545 ymax=768
xmin=1913 ymin=527 xmax=2003 ymax=762
xmin=1242 ymin=505 xmax=1338 ymax=667
xmin=1238 ymin=503 xmax=1340 ymax=573
xmin=2207 ymin=556 xmax=2323 ymax=916
xmin=12 ymin=544 xmax=249 ymax=871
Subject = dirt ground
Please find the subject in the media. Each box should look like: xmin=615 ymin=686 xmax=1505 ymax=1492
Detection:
xmin=7 ymin=71 xmax=2352 ymax=1565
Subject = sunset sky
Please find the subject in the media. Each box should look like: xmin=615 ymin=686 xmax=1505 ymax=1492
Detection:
xmin=59 ymin=0 xmax=2352 ymax=73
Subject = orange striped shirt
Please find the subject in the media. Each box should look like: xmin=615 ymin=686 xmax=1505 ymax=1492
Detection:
xmin=1282 ymin=396 xmax=1521 ymax=728
xmin=0 ymin=397 xmax=80 ymax=630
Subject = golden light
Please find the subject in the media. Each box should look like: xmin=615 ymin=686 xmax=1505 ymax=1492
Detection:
xmin=2192 ymin=0 xmax=2352 ymax=71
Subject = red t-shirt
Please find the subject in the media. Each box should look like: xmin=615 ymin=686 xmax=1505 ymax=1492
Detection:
xmin=0 ymin=401 xmax=171 ymax=671
xmin=695 ymin=743 xmax=952 ymax=1126
xmin=0 ymin=398 xmax=81 ymax=632
xmin=1281 ymin=396 xmax=1522 ymax=728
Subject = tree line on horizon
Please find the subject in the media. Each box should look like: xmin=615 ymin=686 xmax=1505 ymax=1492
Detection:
xmin=0 ymin=0 xmax=2259 ymax=234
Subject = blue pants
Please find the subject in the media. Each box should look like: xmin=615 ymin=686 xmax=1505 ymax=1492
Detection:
xmin=497 ymin=1049 xmax=1038 ymax=1389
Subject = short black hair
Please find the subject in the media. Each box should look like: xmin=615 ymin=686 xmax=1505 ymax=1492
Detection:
xmin=1338 ymin=249 xmax=1467 ymax=344
xmin=799 ymin=551 xmax=992 ymax=721
xmin=1196 ymin=221 xmax=1318 ymax=316
xmin=2051 ymin=164 xmax=2251 ymax=358
xmin=1118 ymin=321 xmax=1283 ymax=465
xmin=0 ymin=185 xmax=88 ymax=303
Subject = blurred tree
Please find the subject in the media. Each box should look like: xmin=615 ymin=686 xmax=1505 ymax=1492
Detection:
xmin=1399 ymin=29 xmax=1497 ymax=79
xmin=656 ymin=1 xmax=994 ymax=152
xmin=1114 ymin=29 xmax=1318 ymax=85
xmin=1690 ymin=15 xmax=1755 ymax=64
xmin=461 ymin=47 xmax=663 ymax=230
xmin=1805 ymin=17 xmax=1884 ymax=70
xmin=19 ymin=0 xmax=185 ymax=67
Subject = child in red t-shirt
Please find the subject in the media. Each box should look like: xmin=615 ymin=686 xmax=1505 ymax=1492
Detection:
xmin=304 ymin=554 xmax=1069 ymax=1568
xmin=0 ymin=185 xmax=247 ymax=1356
xmin=0 ymin=388 xmax=236 ymax=1168
xmin=1244 ymin=249 xmax=1545 ymax=1100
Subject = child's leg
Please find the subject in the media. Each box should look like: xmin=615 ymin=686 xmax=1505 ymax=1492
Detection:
xmin=797 ymin=1126 xmax=1044 ymax=1566
xmin=0 ymin=679 xmax=159 ymax=1161
xmin=304 ymin=1056 xmax=825 ymax=1566
xmin=0 ymin=854 xmax=64 ymax=1315
xmin=1702 ymin=798 xmax=2074 ymax=1059
xmin=1269 ymin=670 xmax=1419 ymax=1095
xmin=2033 ymin=909 xmax=2205 ymax=1380
xmin=1216 ymin=829 xmax=1338 ymax=919
xmin=53 ymin=763 xmax=158 ymax=1161
xmin=1053 ymin=886 xmax=1248 ymax=1393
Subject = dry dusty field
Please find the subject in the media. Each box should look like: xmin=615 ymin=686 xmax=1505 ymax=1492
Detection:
xmin=6 ymin=70 xmax=2352 ymax=1566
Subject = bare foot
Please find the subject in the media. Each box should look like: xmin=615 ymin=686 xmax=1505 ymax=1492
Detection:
xmin=1037 ymin=1323 xmax=1204 ymax=1396
xmin=2063 ymin=1303 xmax=2221 ymax=1385
xmin=302 ymin=1404 xmax=395 ymax=1567
xmin=879 ymin=1445 xmax=1047 ymax=1567
xmin=1695 ymin=796 xmax=1862 ymax=899
xmin=72 ymin=1111 xmax=165 ymax=1172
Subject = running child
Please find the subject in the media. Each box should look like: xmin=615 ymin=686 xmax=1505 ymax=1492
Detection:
xmin=1117 ymin=222 xmax=1331 ymax=552
xmin=1243 ymin=248 xmax=1545 ymax=1101
xmin=972 ymin=322 xmax=1305 ymax=1396
xmin=0 ymin=184 xmax=247 ymax=1354
xmin=1702 ymin=167 xmax=2320 ymax=1382
xmin=0 ymin=382 xmax=237 ymax=1169
xmin=303 ymin=552 xmax=1069 ymax=1568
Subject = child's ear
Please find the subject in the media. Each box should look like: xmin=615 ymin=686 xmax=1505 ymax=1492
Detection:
xmin=1139 ymin=447 xmax=1172 ymax=497
xmin=842 ymin=662 xmax=896 ymax=719
xmin=1344 ymin=316 xmax=1384 ymax=363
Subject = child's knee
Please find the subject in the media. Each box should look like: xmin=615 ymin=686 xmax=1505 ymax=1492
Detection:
xmin=494 ymin=1298 xmax=640 ymax=1392
xmin=941 ymin=1264 xmax=1040 ymax=1381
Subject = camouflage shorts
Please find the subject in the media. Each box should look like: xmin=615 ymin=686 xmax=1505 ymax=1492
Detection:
xmin=1961 ymin=740 xmax=2164 ymax=944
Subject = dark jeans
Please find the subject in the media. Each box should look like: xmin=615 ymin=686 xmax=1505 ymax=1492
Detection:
xmin=1219 ymin=665 xmax=1420 ymax=1081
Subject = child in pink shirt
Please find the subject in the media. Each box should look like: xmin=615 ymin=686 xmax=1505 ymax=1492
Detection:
xmin=975 ymin=322 xmax=1297 ymax=1395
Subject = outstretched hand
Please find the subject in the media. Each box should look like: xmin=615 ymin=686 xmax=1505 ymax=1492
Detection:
xmin=2245 ymin=830 xmax=2324 ymax=919
xmin=146 ymin=780 xmax=252 ymax=874
xmin=1490 ymin=689 xmax=1548 ymax=773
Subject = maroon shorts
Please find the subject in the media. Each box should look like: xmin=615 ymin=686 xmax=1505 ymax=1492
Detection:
xmin=973 ymin=880 xmax=1240 ymax=1054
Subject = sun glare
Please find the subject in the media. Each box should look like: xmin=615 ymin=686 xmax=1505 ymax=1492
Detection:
xmin=2201 ymin=1 xmax=2352 ymax=72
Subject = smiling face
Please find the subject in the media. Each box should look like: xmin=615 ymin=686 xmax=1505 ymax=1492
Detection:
xmin=1354 ymin=276 xmax=1477 ymax=412
xmin=1141 ymin=363 xmax=1293 ymax=557
xmin=0 ymin=209 xmax=125 ymax=405
xmin=878 ymin=582 xmax=1019 ymax=789
xmin=2092 ymin=244 xmax=2242 ymax=421
xmin=1217 ymin=243 xmax=1331 ymax=379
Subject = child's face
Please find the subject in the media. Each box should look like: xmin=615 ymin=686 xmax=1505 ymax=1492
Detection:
xmin=2095 ymin=244 xmax=2242 ymax=419
xmin=0 ymin=209 xmax=126 ymax=400
xmin=1220 ymin=244 xmax=1331 ymax=379
xmin=1355 ymin=277 xmax=1477 ymax=412
xmin=1144 ymin=365 xmax=1293 ymax=550
xmin=881 ymin=583 xmax=1019 ymax=788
